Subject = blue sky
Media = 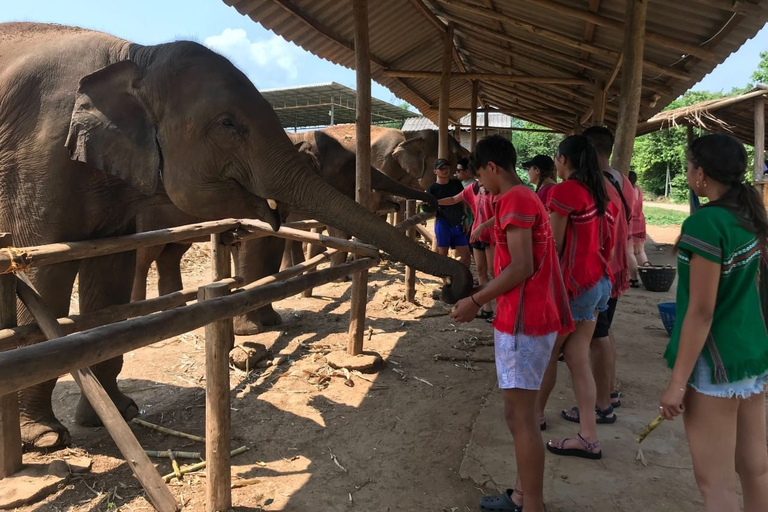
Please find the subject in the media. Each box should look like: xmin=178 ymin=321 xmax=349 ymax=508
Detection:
xmin=3 ymin=0 xmax=767 ymax=106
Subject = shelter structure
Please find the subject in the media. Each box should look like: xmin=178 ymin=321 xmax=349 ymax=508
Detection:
xmin=261 ymin=82 xmax=419 ymax=131
xmin=403 ymin=112 xmax=518 ymax=149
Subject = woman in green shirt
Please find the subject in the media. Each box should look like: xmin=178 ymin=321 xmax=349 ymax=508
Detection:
xmin=660 ymin=134 xmax=768 ymax=512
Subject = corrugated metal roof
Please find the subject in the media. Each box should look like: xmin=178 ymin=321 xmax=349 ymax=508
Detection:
xmin=260 ymin=82 xmax=418 ymax=129
xmin=636 ymin=84 xmax=768 ymax=148
xmin=221 ymin=0 xmax=768 ymax=134
xmin=402 ymin=112 xmax=513 ymax=131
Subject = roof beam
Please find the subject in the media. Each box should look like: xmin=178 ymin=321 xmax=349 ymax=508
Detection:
xmin=382 ymin=70 xmax=592 ymax=85
xmin=440 ymin=5 xmax=692 ymax=81
xmin=665 ymin=0 xmax=765 ymax=15
xmin=480 ymin=0 xmax=719 ymax=61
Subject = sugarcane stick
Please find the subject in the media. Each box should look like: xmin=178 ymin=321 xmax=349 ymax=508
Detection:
xmin=131 ymin=418 xmax=205 ymax=443
xmin=144 ymin=450 xmax=204 ymax=459
xmin=162 ymin=446 xmax=249 ymax=482
xmin=168 ymin=449 xmax=182 ymax=480
xmin=636 ymin=414 xmax=665 ymax=443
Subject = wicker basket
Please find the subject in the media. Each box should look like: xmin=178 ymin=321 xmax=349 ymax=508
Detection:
xmin=638 ymin=265 xmax=677 ymax=292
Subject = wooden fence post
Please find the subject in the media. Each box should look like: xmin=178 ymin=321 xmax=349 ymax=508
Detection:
xmin=211 ymin=233 xmax=231 ymax=282
xmin=347 ymin=267 xmax=369 ymax=356
xmin=0 ymin=233 xmax=21 ymax=478
xmin=199 ymin=282 xmax=233 ymax=512
xmin=405 ymin=201 xmax=417 ymax=303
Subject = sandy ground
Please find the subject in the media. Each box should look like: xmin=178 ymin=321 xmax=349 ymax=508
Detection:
xmin=11 ymin=221 xmax=751 ymax=512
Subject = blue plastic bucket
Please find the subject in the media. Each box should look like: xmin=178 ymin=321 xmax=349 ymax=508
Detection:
xmin=657 ymin=302 xmax=677 ymax=336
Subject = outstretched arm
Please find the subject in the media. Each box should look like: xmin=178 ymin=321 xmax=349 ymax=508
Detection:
xmin=438 ymin=195 xmax=463 ymax=206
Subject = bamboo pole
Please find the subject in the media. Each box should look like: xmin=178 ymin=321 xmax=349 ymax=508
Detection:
xmin=610 ymin=0 xmax=647 ymax=175
xmin=0 ymin=234 xmax=21 ymax=478
xmin=754 ymin=97 xmax=765 ymax=184
xmin=382 ymin=70 xmax=591 ymax=85
xmin=237 ymin=220 xmax=378 ymax=258
xmin=162 ymin=446 xmax=249 ymax=483
xmin=470 ymin=81 xmax=479 ymax=150
xmin=14 ymin=272 xmax=179 ymax=512
xmin=592 ymin=79 xmax=606 ymax=125
xmin=347 ymin=267 xmax=369 ymax=356
xmin=0 ymin=219 xmax=241 ymax=274
xmin=0 ymin=278 xmax=240 ymax=351
xmin=131 ymin=418 xmax=206 ymax=443
xmin=405 ymin=201 xmax=417 ymax=303
xmin=439 ymin=22 xmax=454 ymax=159
xmin=0 ymin=257 xmax=377 ymax=397
xmin=354 ymin=0 xmax=372 ymax=210
xmin=199 ymin=283 xmax=233 ymax=512
xmin=145 ymin=450 xmax=203 ymax=460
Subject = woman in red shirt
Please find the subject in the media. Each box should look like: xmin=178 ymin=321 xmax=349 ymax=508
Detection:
xmin=537 ymin=135 xmax=616 ymax=460
xmin=523 ymin=154 xmax=557 ymax=209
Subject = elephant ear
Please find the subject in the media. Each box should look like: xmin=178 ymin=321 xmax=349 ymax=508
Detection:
xmin=65 ymin=60 xmax=160 ymax=195
xmin=392 ymin=136 xmax=427 ymax=180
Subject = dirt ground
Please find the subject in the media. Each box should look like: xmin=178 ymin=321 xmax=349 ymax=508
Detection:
xmin=8 ymin=222 xmax=733 ymax=512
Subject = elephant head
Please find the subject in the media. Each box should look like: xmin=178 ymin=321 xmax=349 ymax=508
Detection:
xmin=392 ymin=130 xmax=471 ymax=190
xmin=65 ymin=42 xmax=470 ymax=301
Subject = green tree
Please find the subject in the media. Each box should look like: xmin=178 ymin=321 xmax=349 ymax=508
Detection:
xmin=751 ymin=50 xmax=768 ymax=85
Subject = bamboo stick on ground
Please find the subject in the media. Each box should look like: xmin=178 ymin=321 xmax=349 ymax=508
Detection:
xmin=636 ymin=414 xmax=665 ymax=443
xmin=162 ymin=446 xmax=249 ymax=482
xmin=434 ymin=354 xmax=495 ymax=363
xmin=168 ymin=450 xmax=182 ymax=480
xmin=131 ymin=418 xmax=205 ymax=443
xmin=145 ymin=450 xmax=203 ymax=460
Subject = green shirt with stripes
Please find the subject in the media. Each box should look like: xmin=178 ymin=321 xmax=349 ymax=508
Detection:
xmin=664 ymin=206 xmax=768 ymax=383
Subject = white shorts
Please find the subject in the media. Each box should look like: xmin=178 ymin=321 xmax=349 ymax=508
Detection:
xmin=495 ymin=329 xmax=557 ymax=390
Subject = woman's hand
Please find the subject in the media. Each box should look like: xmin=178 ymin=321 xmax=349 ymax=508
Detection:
xmin=470 ymin=226 xmax=484 ymax=243
xmin=659 ymin=383 xmax=686 ymax=419
xmin=450 ymin=296 xmax=480 ymax=323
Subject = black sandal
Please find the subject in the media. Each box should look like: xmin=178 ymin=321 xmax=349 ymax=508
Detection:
xmin=596 ymin=405 xmax=617 ymax=424
xmin=547 ymin=433 xmax=602 ymax=460
xmin=611 ymin=391 xmax=622 ymax=408
xmin=476 ymin=309 xmax=494 ymax=320
xmin=629 ymin=279 xmax=640 ymax=288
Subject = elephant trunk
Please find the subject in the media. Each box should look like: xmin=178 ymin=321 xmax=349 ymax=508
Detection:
xmin=257 ymin=149 xmax=472 ymax=303
xmin=371 ymin=170 xmax=438 ymax=212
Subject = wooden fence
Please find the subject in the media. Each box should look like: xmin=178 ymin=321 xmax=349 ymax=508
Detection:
xmin=0 ymin=200 xmax=433 ymax=512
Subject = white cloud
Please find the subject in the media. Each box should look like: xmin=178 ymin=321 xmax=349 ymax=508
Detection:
xmin=204 ymin=28 xmax=301 ymax=84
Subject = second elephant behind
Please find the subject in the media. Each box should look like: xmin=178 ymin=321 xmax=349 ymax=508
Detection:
xmin=132 ymin=129 xmax=438 ymax=335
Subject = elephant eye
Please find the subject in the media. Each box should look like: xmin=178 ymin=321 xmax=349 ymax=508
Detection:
xmin=220 ymin=117 xmax=236 ymax=128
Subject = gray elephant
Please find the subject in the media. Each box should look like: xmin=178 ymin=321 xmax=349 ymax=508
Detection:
xmin=321 ymin=125 xmax=470 ymax=190
xmin=0 ymin=23 xmax=472 ymax=449
xmin=131 ymin=130 xmax=438 ymax=336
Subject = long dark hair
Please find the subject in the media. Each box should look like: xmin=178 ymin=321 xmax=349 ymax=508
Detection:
xmin=535 ymin=163 xmax=557 ymax=193
xmin=690 ymin=134 xmax=768 ymax=244
xmin=557 ymin=135 xmax=610 ymax=215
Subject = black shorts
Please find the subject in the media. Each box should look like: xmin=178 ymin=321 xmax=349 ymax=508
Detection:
xmin=471 ymin=241 xmax=489 ymax=250
xmin=593 ymin=297 xmax=618 ymax=338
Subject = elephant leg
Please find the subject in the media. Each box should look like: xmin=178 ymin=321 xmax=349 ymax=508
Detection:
xmin=18 ymin=262 xmax=80 ymax=449
xmin=156 ymin=243 xmax=190 ymax=295
xmin=131 ymin=244 xmax=165 ymax=302
xmin=280 ymin=241 xmax=295 ymax=271
xmin=327 ymin=227 xmax=349 ymax=268
xmin=74 ymin=251 xmax=139 ymax=427
xmin=232 ymin=236 xmax=285 ymax=336
xmin=291 ymin=240 xmax=305 ymax=266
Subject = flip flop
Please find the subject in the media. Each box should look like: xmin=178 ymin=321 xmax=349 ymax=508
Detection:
xmin=547 ymin=433 xmax=602 ymax=460
xmin=479 ymin=489 xmax=522 ymax=512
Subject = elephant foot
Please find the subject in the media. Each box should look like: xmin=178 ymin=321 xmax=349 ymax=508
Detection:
xmin=234 ymin=307 xmax=282 ymax=336
xmin=21 ymin=418 xmax=71 ymax=450
xmin=75 ymin=389 xmax=139 ymax=428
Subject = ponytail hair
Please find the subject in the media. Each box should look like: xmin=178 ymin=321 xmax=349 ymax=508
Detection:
xmin=535 ymin=164 xmax=557 ymax=193
xmin=690 ymin=134 xmax=768 ymax=245
xmin=557 ymin=135 xmax=610 ymax=215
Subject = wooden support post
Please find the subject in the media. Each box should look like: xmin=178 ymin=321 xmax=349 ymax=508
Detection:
xmin=0 ymin=233 xmax=21 ymax=479
xmin=199 ymin=283 xmax=233 ymax=512
xmin=14 ymin=272 xmax=178 ymax=512
xmin=347 ymin=268 xmax=369 ymax=355
xmin=211 ymin=233 xmax=231 ymax=282
xmin=610 ymin=0 xmax=647 ymax=175
xmin=592 ymin=79 xmax=606 ymax=126
xmin=438 ymin=22 xmax=454 ymax=159
xmin=405 ymin=201 xmax=417 ymax=303
xmin=354 ymin=0 xmax=372 ymax=209
xmin=483 ymin=106 xmax=489 ymax=137
xmin=687 ymin=125 xmax=700 ymax=214
xmin=470 ymin=81 xmax=479 ymax=150
xmin=754 ymin=97 xmax=765 ymax=184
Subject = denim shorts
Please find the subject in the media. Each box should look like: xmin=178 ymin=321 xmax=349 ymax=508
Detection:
xmin=689 ymin=354 xmax=768 ymax=399
xmin=568 ymin=275 xmax=612 ymax=322
xmin=494 ymin=329 xmax=557 ymax=390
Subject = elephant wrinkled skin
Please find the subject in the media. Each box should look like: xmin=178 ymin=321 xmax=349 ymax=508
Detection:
xmin=0 ymin=23 xmax=472 ymax=450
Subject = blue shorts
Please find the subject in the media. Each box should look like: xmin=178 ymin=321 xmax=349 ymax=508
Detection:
xmin=568 ymin=275 xmax=612 ymax=322
xmin=435 ymin=217 xmax=468 ymax=249
xmin=689 ymin=354 xmax=768 ymax=399
xmin=495 ymin=329 xmax=558 ymax=390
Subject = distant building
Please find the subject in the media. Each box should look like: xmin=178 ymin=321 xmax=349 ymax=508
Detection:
xmin=401 ymin=113 xmax=514 ymax=150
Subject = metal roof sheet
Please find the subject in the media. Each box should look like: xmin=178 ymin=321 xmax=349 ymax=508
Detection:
xmin=260 ymin=81 xmax=419 ymax=129
xmin=222 ymin=0 xmax=768 ymax=134
xmin=402 ymin=112 xmax=513 ymax=131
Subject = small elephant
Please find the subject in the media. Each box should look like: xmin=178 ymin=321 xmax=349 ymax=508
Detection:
xmin=0 ymin=23 xmax=472 ymax=450
xmin=322 ymin=125 xmax=470 ymax=190
xmin=132 ymin=129 xmax=439 ymax=336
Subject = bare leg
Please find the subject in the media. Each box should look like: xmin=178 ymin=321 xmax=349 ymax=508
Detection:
xmin=473 ymin=247 xmax=493 ymax=313
xmin=634 ymin=241 xmax=649 ymax=267
xmin=683 ymin=390 xmax=740 ymax=512
xmin=534 ymin=334 xmax=568 ymax=420
xmin=504 ymin=389 xmax=545 ymax=512
xmin=455 ymin=245 xmax=472 ymax=268
xmin=591 ymin=332 xmax=616 ymax=411
xmin=561 ymin=317 xmax=599 ymax=446
xmin=627 ymin=239 xmax=639 ymax=281
xmin=735 ymin=390 xmax=768 ymax=512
